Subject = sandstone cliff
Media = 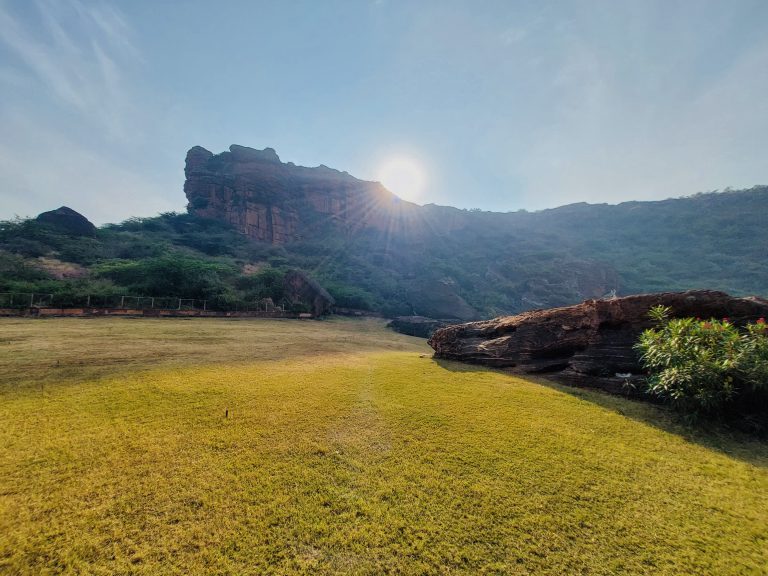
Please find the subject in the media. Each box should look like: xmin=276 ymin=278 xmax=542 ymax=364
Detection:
xmin=182 ymin=144 xmax=622 ymax=319
xmin=182 ymin=145 xmax=768 ymax=321
xmin=184 ymin=144 xmax=421 ymax=244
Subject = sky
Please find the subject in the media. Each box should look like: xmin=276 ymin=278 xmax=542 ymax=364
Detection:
xmin=1 ymin=0 xmax=766 ymax=224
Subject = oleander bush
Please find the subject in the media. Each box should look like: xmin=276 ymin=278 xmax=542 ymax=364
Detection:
xmin=636 ymin=305 xmax=768 ymax=421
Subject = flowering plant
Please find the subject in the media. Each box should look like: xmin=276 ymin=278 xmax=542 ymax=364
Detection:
xmin=635 ymin=306 xmax=768 ymax=418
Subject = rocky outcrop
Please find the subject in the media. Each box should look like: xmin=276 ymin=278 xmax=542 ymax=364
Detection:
xmin=388 ymin=316 xmax=454 ymax=338
xmin=184 ymin=144 xmax=420 ymax=244
xmin=283 ymin=270 xmax=335 ymax=316
xmin=36 ymin=206 xmax=96 ymax=237
xmin=428 ymin=290 xmax=768 ymax=392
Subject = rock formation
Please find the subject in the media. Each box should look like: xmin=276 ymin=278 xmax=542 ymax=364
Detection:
xmin=184 ymin=144 xmax=421 ymax=244
xmin=283 ymin=270 xmax=335 ymax=316
xmin=181 ymin=145 xmax=768 ymax=321
xmin=36 ymin=206 xmax=96 ymax=237
xmin=428 ymin=290 xmax=768 ymax=393
xmin=388 ymin=316 xmax=454 ymax=338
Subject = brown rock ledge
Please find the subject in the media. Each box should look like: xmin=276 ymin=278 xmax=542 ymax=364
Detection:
xmin=428 ymin=290 xmax=768 ymax=393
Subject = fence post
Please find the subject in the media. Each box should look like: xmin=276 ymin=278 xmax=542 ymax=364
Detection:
xmin=120 ymin=296 xmax=125 ymax=308
xmin=86 ymin=295 xmax=91 ymax=307
xmin=203 ymin=300 xmax=207 ymax=311
xmin=178 ymin=298 xmax=181 ymax=310
xmin=30 ymin=293 xmax=34 ymax=307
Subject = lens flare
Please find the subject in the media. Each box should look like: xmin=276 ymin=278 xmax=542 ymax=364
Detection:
xmin=376 ymin=157 xmax=426 ymax=202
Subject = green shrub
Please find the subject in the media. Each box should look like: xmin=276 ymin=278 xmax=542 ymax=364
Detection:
xmin=326 ymin=284 xmax=375 ymax=310
xmin=235 ymin=267 xmax=286 ymax=302
xmin=740 ymin=321 xmax=768 ymax=393
xmin=635 ymin=306 xmax=768 ymax=418
xmin=94 ymin=255 xmax=234 ymax=300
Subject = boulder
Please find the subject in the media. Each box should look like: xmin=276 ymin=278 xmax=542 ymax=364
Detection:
xmin=36 ymin=206 xmax=96 ymax=237
xmin=388 ymin=316 xmax=455 ymax=338
xmin=283 ymin=270 xmax=335 ymax=316
xmin=428 ymin=290 xmax=768 ymax=393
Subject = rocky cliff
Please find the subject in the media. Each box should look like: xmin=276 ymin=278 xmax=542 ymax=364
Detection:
xmin=181 ymin=145 xmax=768 ymax=320
xmin=184 ymin=144 xmax=420 ymax=244
xmin=428 ymin=290 xmax=768 ymax=393
xmin=182 ymin=144 xmax=621 ymax=319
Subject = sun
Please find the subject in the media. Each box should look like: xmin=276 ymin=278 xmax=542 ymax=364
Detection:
xmin=376 ymin=157 xmax=426 ymax=203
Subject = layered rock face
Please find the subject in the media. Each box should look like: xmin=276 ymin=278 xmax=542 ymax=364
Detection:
xmin=184 ymin=144 xmax=420 ymax=244
xmin=428 ymin=290 xmax=768 ymax=392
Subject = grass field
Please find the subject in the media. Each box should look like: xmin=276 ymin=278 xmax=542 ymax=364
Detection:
xmin=1 ymin=317 xmax=766 ymax=575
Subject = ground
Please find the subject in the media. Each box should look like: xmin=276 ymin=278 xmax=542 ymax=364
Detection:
xmin=0 ymin=317 xmax=766 ymax=575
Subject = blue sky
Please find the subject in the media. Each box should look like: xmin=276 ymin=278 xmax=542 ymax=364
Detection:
xmin=1 ymin=0 xmax=766 ymax=224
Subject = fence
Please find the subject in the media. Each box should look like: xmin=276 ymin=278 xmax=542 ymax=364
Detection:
xmin=0 ymin=292 xmax=288 ymax=313
xmin=0 ymin=293 xmax=54 ymax=308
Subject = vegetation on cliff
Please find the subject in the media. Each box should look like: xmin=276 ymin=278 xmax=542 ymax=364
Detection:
xmin=1 ymin=184 xmax=767 ymax=317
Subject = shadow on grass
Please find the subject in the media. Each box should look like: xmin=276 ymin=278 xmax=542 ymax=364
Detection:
xmin=432 ymin=357 xmax=768 ymax=468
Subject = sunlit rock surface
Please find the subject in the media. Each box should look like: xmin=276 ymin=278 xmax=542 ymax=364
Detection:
xmin=428 ymin=290 xmax=768 ymax=392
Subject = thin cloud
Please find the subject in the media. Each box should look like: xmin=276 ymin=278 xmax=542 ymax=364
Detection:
xmin=0 ymin=1 xmax=178 ymax=224
xmin=514 ymin=4 xmax=768 ymax=209
xmin=0 ymin=0 xmax=139 ymax=138
xmin=0 ymin=111 xmax=177 ymax=224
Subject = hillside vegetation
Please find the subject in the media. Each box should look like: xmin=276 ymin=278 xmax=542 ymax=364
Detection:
xmin=1 ymin=186 xmax=767 ymax=318
xmin=0 ymin=317 xmax=766 ymax=574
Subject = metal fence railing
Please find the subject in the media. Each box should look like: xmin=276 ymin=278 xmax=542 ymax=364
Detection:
xmin=0 ymin=293 xmax=53 ymax=308
xmin=0 ymin=292 xmax=287 ymax=313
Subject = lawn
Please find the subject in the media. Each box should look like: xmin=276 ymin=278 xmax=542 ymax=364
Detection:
xmin=0 ymin=317 xmax=766 ymax=575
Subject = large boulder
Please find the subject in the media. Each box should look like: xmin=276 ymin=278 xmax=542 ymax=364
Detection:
xmin=36 ymin=206 xmax=96 ymax=237
xmin=388 ymin=316 xmax=455 ymax=338
xmin=428 ymin=290 xmax=768 ymax=392
xmin=283 ymin=270 xmax=335 ymax=316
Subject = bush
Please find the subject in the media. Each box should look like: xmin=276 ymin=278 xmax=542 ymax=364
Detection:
xmin=326 ymin=284 xmax=375 ymax=310
xmin=95 ymin=255 xmax=234 ymax=299
xmin=635 ymin=306 xmax=768 ymax=418
xmin=235 ymin=267 xmax=286 ymax=301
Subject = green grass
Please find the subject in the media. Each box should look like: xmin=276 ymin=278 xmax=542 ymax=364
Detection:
xmin=0 ymin=318 xmax=766 ymax=574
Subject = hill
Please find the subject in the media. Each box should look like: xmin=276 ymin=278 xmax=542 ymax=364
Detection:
xmin=1 ymin=144 xmax=766 ymax=318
